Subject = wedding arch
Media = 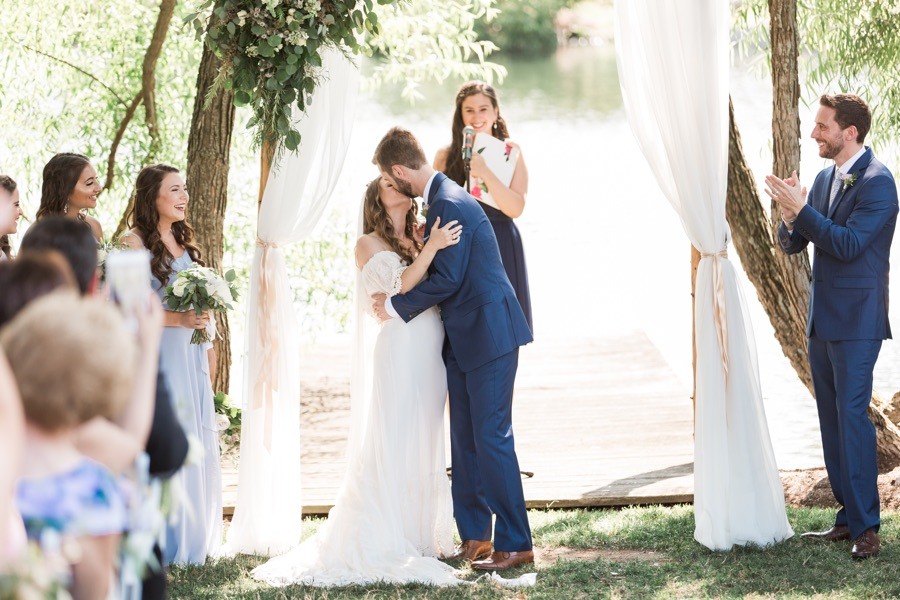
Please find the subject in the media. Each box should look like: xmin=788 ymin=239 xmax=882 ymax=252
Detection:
xmin=225 ymin=0 xmax=792 ymax=555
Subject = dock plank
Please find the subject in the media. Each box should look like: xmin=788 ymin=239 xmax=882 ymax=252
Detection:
xmin=222 ymin=330 xmax=695 ymax=516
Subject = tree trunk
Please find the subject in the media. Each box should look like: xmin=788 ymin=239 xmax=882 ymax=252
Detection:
xmin=766 ymin=0 xmax=814 ymax=391
xmin=186 ymin=46 xmax=236 ymax=395
xmin=726 ymin=97 xmax=812 ymax=392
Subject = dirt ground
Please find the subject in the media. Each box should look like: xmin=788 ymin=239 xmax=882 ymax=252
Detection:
xmin=781 ymin=466 xmax=900 ymax=510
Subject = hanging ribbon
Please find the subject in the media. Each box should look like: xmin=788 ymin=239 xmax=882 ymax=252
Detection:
xmin=701 ymin=249 xmax=729 ymax=383
xmin=253 ymin=239 xmax=280 ymax=451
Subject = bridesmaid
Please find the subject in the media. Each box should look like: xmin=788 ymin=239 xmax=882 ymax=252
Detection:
xmin=121 ymin=163 xmax=222 ymax=565
xmin=434 ymin=80 xmax=533 ymax=332
xmin=0 ymin=174 xmax=23 ymax=260
xmin=36 ymin=153 xmax=104 ymax=240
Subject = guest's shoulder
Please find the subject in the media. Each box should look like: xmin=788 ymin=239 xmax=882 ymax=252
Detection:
xmin=84 ymin=215 xmax=103 ymax=241
xmin=120 ymin=229 xmax=145 ymax=250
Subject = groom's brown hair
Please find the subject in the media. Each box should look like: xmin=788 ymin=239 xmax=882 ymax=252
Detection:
xmin=820 ymin=94 xmax=871 ymax=143
xmin=373 ymin=127 xmax=427 ymax=173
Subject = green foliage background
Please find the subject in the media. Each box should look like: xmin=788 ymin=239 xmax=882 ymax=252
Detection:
xmin=475 ymin=0 xmax=574 ymax=55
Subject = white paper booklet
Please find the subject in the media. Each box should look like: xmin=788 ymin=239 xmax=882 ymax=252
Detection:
xmin=470 ymin=132 xmax=520 ymax=209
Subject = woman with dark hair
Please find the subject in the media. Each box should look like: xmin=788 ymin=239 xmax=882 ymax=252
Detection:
xmin=0 ymin=250 xmax=78 ymax=327
xmin=121 ymin=163 xmax=221 ymax=565
xmin=0 ymin=175 xmax=23 ymax=260
xmin=252 ymin=177 xmax=463 ymax=587
xmin=435 ymin=81 xmax=533 ymax=332
xmin=36 ymin=152 xmax=103 ymax=240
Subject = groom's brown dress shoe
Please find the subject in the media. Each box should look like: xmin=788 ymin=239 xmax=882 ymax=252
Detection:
xmin=448 ymin=540 xmax=492 ymax=561
xmin=850 ymin=529 xmax=880 ymax=560
xmin=471 ymin=550 xmax=535 ymax=571
xmin=800 ymin=525 xmax=851 ymax=542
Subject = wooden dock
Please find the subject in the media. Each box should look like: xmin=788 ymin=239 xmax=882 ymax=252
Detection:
xmin=222 ymin=330 xmax=695 ymax=515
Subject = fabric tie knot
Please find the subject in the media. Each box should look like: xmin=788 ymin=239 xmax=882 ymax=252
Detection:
xmin=256 ymin=239 xmax=278 ymax=249
xmin=701 ymin=248 xmax=729 ymax=383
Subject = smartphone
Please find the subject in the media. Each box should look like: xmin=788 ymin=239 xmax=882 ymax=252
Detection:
xmin=105 ymin=249 xmax=152 ymax=321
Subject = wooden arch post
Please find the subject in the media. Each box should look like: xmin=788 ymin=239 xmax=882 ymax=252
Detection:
xmin=258 ymin=141 xmax=276 ymax=208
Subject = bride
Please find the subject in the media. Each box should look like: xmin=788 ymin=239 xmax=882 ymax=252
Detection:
xmin=252 ymin=176 xmax=464 ymax=586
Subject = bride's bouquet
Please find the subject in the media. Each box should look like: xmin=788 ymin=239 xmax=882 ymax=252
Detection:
xmin=163 ymin=265 xmax=239 ymax=344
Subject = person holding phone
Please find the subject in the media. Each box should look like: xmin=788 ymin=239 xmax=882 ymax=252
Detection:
xmin=121 ymin=163 xmax=221 ymax=565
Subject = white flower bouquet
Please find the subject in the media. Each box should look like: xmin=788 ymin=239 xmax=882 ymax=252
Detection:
xmin=163 ymin=265 xmax=239 ymax=344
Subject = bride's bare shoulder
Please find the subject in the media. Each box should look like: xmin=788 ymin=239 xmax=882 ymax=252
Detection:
xmin=355 ymin=234 xmax=391 ymax=269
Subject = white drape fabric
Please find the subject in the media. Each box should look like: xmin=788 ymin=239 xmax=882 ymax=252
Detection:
xmin=223 ymin=50 xmax=359 ymax=556
xmin=614 ymin=0 xmax=793 ymax=550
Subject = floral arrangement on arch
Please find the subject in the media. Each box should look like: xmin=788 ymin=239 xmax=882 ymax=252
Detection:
xmin=189 ymin=0 xmax=386 ymax=152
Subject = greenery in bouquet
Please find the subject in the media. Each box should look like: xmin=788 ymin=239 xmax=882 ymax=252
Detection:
xmin=96 ymin=238 xmax=130 ymax=284
xmin=214 ymin=391 xmax=242 ymax=461
xmin=162 ymin=265 xmax=239 ymax=344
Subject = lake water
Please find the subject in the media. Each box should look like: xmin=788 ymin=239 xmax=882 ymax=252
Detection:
xmin=295 ymin=44 xmax=900 ymax=471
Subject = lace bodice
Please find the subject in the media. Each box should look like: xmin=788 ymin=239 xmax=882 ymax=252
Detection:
xmin=361 ymin=251 xmax=407 ymax=298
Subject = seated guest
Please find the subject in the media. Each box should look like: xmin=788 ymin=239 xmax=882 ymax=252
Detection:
xmin=17 ymin=215 xmax=187 ymax=598
xmin=0 ymin=250 xmax=78 ymax=326
xmin=0 ymin=174 xmax=24 ymax=260
xmin=19 ymin=215 xmax=100 ymax=295
xmin=2 ymin=292 xmax=134 ymax=599
xmin=18 ymin=216 xmax=162 ymax=473
xmin=0 ymin=349 xmax=26 ymax=568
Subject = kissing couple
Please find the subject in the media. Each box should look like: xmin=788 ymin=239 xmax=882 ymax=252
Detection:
xmin=252 ymin=127 xmax=534 ymax=586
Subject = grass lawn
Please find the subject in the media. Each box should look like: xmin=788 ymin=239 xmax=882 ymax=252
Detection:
xmin=169 ymin=506 xmax=900 ymax=599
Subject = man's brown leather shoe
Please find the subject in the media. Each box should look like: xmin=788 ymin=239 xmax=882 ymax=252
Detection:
xmin=447 ymin=540 xmax=492 ymax=561
xmin=800 ymin=525 xmax=851 ymax=542
xmin=851 ymin=529 xmax=880 ymax=560
xmin=471 ymin=550 xmax=535 ymax=571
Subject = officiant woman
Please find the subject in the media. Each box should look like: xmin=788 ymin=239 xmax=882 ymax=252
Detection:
xmin=434 ymin=80 xmax=533 ymax=333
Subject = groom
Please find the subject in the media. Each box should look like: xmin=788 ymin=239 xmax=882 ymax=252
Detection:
xmin=372 ymin=127 xmax=535 ymax=570
xmin=767 ymin=94 xmax=898 ymax=559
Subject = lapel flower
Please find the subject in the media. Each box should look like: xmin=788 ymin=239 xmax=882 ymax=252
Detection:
xmin=839 ymin=172 xmax=858 ymax=192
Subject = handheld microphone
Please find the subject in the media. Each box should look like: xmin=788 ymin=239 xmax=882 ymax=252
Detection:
xmin=462 ymin=126 xmax=475 ymax=162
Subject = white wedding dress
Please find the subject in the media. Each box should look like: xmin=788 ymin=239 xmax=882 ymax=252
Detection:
xmin=252 ymin=250 xmax=459 ymax=586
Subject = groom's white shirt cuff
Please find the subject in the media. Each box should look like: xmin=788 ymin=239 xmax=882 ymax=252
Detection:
xmin=385 ymin=297 xmax=399 ymax=319
xmin=384 ymin=173 xmax=440 ymax=320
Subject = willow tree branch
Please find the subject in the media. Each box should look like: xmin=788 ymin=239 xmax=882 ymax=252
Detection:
xmin=112 ymin=0 xmax=178 ymax=239
xmin=104 ymin=91 xmax=144 ymax=194
xmin=16 ymin=39 xmax=128 ymax=108
xmin=141 ymin=0 xmax=178 ymax=162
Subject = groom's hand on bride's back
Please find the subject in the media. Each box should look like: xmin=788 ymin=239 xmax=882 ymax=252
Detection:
xmin=372 ymin=293 xmax=391 ymax=323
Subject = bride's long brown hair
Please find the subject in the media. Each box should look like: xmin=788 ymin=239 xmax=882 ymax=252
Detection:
xmin=126 ymin=164 xmax=203 ymax=286
xmin=362 ymin=177 xmax=422 ymax=265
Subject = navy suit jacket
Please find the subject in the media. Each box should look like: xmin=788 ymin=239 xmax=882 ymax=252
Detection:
xmin=390 ymin=172 xmax=533 ymax=372
xmin=778 ymin=147 xmax=898 ymax=341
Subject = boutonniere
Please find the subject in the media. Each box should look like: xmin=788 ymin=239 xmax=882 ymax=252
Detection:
xmin=839 ymin=172 xmax=858 ymax=191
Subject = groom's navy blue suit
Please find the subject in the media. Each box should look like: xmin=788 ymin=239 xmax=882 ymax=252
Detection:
xmin=391 ymin=172 xmax=534 ymax=551
xmin=778 ymin=147 xmax=898 ymax=538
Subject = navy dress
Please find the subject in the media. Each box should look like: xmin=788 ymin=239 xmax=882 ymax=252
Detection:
xmin=477 ymin=201 xmax=533 ymax=333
